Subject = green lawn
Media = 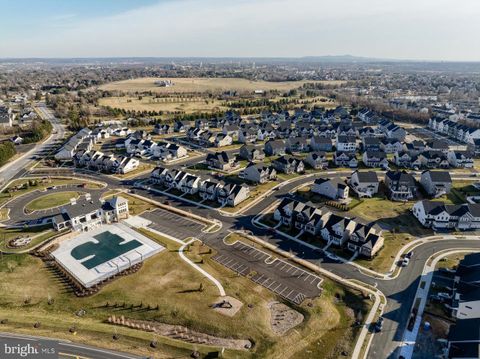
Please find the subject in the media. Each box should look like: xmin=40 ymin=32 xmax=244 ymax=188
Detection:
xmin=354 ymin=232 xmax=412 ymax=273
xmin=0 ymin=226 xmax=59 ymax=253
xmin=347 ymin=197 xmax=431 ymax=237
xmin=25 ymin=191 xmax=81 ymax=211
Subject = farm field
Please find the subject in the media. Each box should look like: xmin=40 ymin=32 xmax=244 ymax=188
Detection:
xmin=98 ymin=77 xmax=344 ymax=94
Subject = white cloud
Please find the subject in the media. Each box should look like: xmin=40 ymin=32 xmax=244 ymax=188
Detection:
xmin=2 ymin=0 xmax=480 ymax=60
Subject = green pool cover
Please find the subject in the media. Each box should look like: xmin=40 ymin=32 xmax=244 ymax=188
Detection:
xmin=71 ymin=231 xmax=142 ymax=269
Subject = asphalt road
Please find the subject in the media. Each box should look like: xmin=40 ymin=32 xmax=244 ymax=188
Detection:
xmin=0 ymin=103 xmax=65 ymax=187
xmin=0 ymin=332 xmax=143 ymax=359
xmin=1 ymin=184 xmax=106 ymax=226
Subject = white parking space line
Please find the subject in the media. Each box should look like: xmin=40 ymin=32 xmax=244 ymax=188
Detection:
xmin=224 ymin=258 xmax=235 ymax=267
xmin=267 ymin=280 xmax=277 ymax=289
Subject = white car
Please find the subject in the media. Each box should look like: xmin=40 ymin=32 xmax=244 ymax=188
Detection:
xmin=401 ymin=257 xmax=410 ymax=267
xmin=438 ymin=292 xmax=452 ymax=300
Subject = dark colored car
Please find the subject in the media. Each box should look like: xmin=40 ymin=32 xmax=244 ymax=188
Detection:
xmin=375 ymin=317 xmax=384 ymax=332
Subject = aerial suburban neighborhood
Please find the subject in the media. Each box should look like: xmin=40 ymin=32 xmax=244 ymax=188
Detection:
xmin=1 ymin=1 xmax=480 ymax=359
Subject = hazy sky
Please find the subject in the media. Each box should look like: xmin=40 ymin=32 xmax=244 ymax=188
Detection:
xmin=1 ymin=0 xmax=480 ymax=60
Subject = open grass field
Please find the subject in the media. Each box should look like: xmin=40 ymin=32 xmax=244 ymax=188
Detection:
xmin=25 ymin=191 xmax=81 ymax=211
xmin=99 ymin=96 xmax=228 ymax=115
xmin=0 ymin=226 xmax=371 ymax=359
xmin=99 ymin=77 xmax=343 ymax=94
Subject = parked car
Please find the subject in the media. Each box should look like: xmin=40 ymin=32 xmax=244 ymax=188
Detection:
xmin=375 ymin=317 xmax=384 ymax=332
xmin=405 ymin=251 xmax=414 ymax=259
xmin=402 ymin=257 xmax=410 ymax=267
xmin=438 ymin=292 xmax=452 ymax=300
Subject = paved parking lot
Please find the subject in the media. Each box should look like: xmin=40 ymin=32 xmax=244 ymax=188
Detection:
xmin=213 ymin=241 xmax=322 ymax=305
xmin=141 ymin=208 xmax=206 ymax=240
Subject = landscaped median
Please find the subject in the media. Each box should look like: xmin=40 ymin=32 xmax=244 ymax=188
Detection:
xmin=0 ymin=177 xmax=105 ymax=207
xmin=24 ymin=191 xmax=81 ymax=213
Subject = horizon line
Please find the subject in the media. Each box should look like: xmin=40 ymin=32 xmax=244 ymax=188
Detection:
xmin=1 ymin=55 xmax=480 ymax=64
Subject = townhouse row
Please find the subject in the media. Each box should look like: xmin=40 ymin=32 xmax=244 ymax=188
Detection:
xmin=274 ymin=198 xmax=384 ymax=258
xmin=150 ymin=167 xmax=250 ymax=207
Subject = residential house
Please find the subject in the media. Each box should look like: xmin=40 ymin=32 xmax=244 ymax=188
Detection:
xmin=447 ymin=319 xmax=480 ymax=358
xmin=214 ymin=133 xmax=233 ymax=148
xmin=384 ymin=170 xmax=417 ymax=201
xmin=334 ymin=151 xmax=358 ymax=168
xmin=418 ymin=150 xmax=450 ymax=169
xmin=448 ymin=151 xmax=474 ymax=168
xmin=198 ymin=180 xmax=220 ymax=201
xmin=240 ymin=163 xmax=277 ymax=184
xmin=336 ymin=135 xmax=357 ymax=152
xmin=0 ymin=105 xmax=13 ymax=127
xmin=346 ymin=223 xmax=384 ymax=258
xmin=205 ymin=151 xmax=238 ymax=171
xmin=420 ymin=170 xmax=452 ymax=197
xmin=238 ymin=128 xmax=258 ymax=143
xmin=222 ymin=124 xmax=240 ymax=138
xmin=394 ymin=151 xmax=413 ymax=168
xmin=310 ymin=136 xmax=333 ymax=151
xmin=180 ymin=174 xmax=201 ymax=195
xmin=153 ymin=123 xmax=173 ymax=135
xmin=264 ymin=139 xmax=287 ymax=156
xmin=311 ymin=178 xmax=349 ymax=200
xmin=272 ymin=156 xmax=305 ymax=174
xmin=305 ymin=152 xmax=328 ymax=169
xmin=217 ymin=183 xmax=250 ymax=207
xmin=381 ymin=138 xmax=403 ymax=154
xmin=362 ymin=150 xmax=388 ymax=168
xmin=239 ymin=145 xmax=265 ymax=162
xmin=412 ymin=200 xmax=480 ymax=230
xmin=320 ymin=215 xmax=356 ymax=246
xmin=286 ymin=136 xmax=309 ymax=153
xmin=362 ymin=137 xmax=381 ymax=151
xmin=349 ymin=171 xmax=379 ymax=198
xmin=150 ymin=166 xmax=170 ymax=185
xmin=174 ymin=120 xmax=191 ymax=133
